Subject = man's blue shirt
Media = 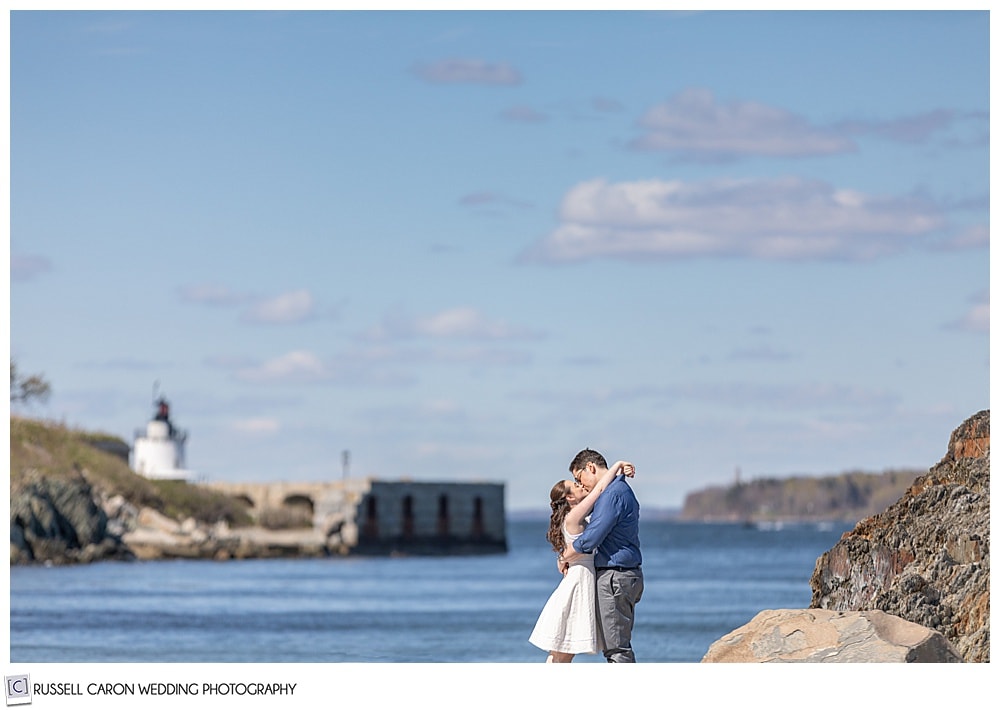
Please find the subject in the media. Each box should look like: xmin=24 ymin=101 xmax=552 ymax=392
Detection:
xmin=572 ymin=475 xmax=641 ymax=568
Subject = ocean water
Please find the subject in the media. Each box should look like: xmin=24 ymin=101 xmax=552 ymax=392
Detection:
xmin=9 ymin=520 xmax=851 ymax=664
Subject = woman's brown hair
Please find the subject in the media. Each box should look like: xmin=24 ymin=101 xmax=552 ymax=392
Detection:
xmin=546 ymin=480 xmax=571 ymax=554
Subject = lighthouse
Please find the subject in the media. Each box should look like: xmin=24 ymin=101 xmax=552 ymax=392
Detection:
xmin=131 ymin=392 xmax=195 ymax=481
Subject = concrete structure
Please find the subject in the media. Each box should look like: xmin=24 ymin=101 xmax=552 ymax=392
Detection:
xmin=206 ymin=478 xmax=507 ymax=556
xmin=131 ymin=396 xmax=195 ymax=481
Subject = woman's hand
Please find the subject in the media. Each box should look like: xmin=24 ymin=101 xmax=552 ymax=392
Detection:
xmin=613 ymin=461 xmax=636 ymax=478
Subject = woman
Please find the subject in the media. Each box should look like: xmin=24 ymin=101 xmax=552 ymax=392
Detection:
xmin=528 ymin=460 xmax=635 ymax=662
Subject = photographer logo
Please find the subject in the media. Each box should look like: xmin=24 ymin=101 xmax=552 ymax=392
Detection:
xmin=5 ymin=675 xmax=31 ymax=706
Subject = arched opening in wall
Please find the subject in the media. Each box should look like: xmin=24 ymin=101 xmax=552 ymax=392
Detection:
xmin=234 ymin=494 xmax=255 ymax=509
xmin=437 ymin=494 xmax=450 ymax=537
xmin=363 ymin=496 xmax=379 ymax=538
xmin=472 ymin=496 xmax=485 ymax=538
xmin=278 ymin=494 xmax=315 ymax=529
xmin=402 ymin=495 xmax=415 ymax=538
xmin=283 ymin=494 xmax=314 ymax=511
xmin=228 ymin=494 xmax=256 ymax=523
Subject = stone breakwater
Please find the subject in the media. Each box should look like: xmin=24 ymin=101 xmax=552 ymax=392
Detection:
xmin=704 ymin=409 xmax=989 ymax=663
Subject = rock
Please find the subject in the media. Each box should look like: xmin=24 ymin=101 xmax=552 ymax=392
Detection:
xmin=702 ymin=608 xmax=963 ymax=663
xmin=121 ymin=527 xmax=186 ymax=558
xmin=10 ymin=523 xmax=30 ymax=565
xmin=809 ymin=410 xmax=989 ymax=662
xmin=180 ymin=517 xmax=199 ymax=534
xmin=9 ymin=474 xmax=132 ymax=564
xmin=137 ymin=507 xmax=181 ymax=534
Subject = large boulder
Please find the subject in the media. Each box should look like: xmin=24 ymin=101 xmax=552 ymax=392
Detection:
xmin=702 ymin=608 xmax=963 ymax=663
xmin=9 ymin=473 xmax=131 ymax=564
xmin=809 ymin=410 xmax=989 ymax=662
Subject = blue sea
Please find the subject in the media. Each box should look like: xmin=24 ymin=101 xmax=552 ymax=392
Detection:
xmin=9 ymin=520 xmax=850 ymax=664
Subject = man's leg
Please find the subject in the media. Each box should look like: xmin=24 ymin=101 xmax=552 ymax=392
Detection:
xmin=596 ymin=568 xmax=644 ymax=662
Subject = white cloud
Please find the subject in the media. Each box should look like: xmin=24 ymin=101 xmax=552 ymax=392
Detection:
xmin=836 ymin=109 xmax=978 ymax=144
xmin=522 ymin=176 xmax=946 ymax=263
xmin=418 ymin=308 xmax=508 ymax=338
xmin=946 ymin=293 xmax=989 ymax=333
xmin=367 ymin=307 xmax=540 ymax=341
xmin=236 ymin=350 xmax=330 ymax=383
xmin=181 ymin=285 xmax=331 ymax=325
xmin=631 ymin=88 xmax=854 ymax=158
xmin=412 ymin=58 xmax=522 ymax=85
xmin=934 ymin=224 xmax=989 ymax=251
xmin=242 ymin=289 xmax=316 ymax=324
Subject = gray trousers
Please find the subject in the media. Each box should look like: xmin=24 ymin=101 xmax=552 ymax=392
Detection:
xmin=595 ymin=567 xmax=644 ymax=662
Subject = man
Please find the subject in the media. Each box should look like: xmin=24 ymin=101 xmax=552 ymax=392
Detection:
xmin=560 ymin=448 xmax=643 ymax=663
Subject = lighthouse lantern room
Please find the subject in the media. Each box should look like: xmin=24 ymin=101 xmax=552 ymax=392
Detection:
xmin=131 ymin=390 xmax=194 ymax=481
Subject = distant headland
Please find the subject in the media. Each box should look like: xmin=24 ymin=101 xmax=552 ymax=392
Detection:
xmin=678 ymin=467 xmax=923 ymax=524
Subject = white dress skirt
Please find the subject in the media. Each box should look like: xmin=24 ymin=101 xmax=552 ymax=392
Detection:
xmin=528 ymin=527 xmax=604 ymax=655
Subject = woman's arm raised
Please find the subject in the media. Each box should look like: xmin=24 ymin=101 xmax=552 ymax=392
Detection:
xmin=563 ymin=461 xmax=634 ymax=533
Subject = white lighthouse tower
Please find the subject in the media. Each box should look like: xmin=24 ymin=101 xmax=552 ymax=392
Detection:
xmin=131 ymin=388 xmax=195 ymax=481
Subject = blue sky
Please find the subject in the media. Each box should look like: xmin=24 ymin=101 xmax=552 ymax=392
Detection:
xmin=8 ymin=9 xmax=990 ymax=513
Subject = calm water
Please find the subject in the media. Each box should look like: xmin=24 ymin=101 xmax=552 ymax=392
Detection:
xmin=9 ymin=520 xmax=850 ymax=663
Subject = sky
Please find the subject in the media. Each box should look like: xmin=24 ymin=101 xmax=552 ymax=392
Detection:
xmin=6 ymin=9 xmax=991 ymax=514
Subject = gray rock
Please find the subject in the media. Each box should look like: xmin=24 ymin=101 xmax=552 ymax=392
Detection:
xmin=9 ymin=474 xmax=131 ymax=564
xmin=702 ymin=608 xmax=963 ymax=663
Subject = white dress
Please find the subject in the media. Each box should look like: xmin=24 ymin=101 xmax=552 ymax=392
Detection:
xmin=528 ymin=526 xmax=603 ymax=655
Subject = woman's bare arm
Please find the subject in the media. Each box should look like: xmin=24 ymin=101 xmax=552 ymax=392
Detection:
xmin=563 ymin=461 xmax=634 ymax=533
xmin=557 ymin=461 xmax=635 ymax=573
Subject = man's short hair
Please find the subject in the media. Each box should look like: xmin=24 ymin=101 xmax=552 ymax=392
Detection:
xmin=569 ymin=448 xmax=608 ymax=472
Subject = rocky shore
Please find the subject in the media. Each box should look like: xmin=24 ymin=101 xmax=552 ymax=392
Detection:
xmin=703 ymin=409 xmax=989 ymax=663
xmin=10 ymin=473 xmax=336 ymax=565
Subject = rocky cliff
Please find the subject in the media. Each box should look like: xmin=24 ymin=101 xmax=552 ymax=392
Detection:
xmin=809 ymin=410 xmax=989 ymax=662
xmin=703 ymin=410 xmax=989 ymax=663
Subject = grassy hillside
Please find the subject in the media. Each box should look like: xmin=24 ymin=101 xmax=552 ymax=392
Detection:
xmin=10 ymin=416 xmax=252 ymax=525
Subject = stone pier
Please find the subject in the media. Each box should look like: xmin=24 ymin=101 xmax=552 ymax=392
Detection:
xmin=204 ymin=478 xmax=507 ymax=556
